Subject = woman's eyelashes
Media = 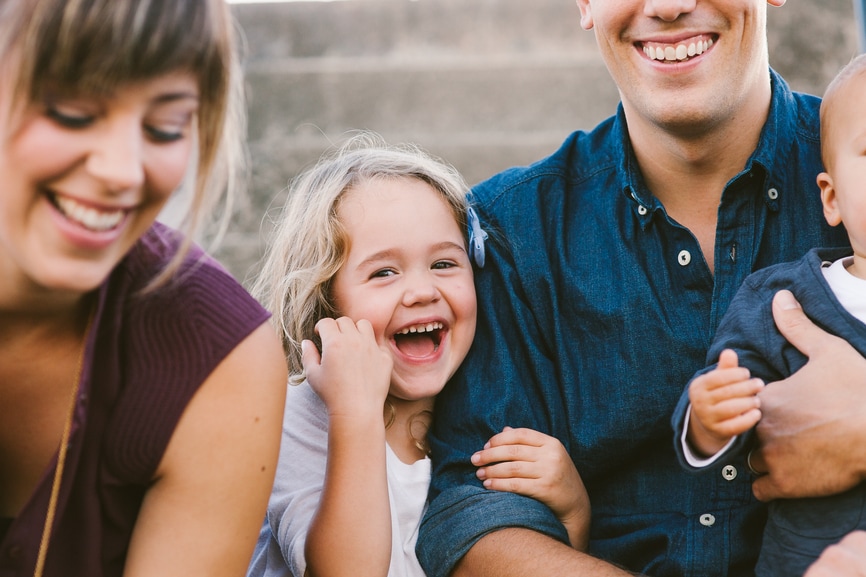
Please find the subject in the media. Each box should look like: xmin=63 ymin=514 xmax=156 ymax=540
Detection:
xmin=144 ymin=124 xmax=187 ymax=143
xmin=45 ymin=104 xmax=94 ymax=129
xmin=44 ymin=102 xmax=192 ymax=143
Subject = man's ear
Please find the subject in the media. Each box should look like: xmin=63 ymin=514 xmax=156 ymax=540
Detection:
xmin=817 ymin=171 xmax=842 ymax=227
xmin=576 ymin=0 xmax=593 ymax=30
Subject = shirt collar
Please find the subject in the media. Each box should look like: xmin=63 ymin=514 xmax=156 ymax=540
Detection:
xmin=616 ymin=67 xmax=794 ymax=226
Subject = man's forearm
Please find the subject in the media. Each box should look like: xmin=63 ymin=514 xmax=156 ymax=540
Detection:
xmin=451 ymin=528 xmax=636 ymax=577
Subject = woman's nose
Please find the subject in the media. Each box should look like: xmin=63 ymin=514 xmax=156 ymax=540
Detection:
xmin=85 ymin=117 xmax=145 ymax=192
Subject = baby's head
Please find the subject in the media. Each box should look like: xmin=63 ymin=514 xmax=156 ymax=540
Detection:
xmin=820 ymin=54 xmax=866 ymax=176
xmin=254 ymin=132 xmax=476 ymax=387
xmin=817 ymin=54 xmax=866 ymax=273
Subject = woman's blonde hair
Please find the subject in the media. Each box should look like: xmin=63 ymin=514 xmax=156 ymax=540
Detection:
xmin=252 ymin=132 xmax=471 ymax=382
xmin=0 ymin=0 xmax=246 ymax=287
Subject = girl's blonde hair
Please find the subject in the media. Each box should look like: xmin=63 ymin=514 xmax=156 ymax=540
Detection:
xmin=252 ymin=132 xmax=471 ymax=382
xmin=0 ymin=0 xmax=246 ymax=287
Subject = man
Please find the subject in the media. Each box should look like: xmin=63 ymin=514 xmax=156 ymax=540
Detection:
xmin=416 ymin=1 xmax=866 ymax=575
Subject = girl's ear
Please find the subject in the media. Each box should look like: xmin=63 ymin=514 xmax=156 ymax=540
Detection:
xmin=576 ymin=0 xmax=594 ymax=31
xmin=817 ymin=172 xmax=842 ymax=227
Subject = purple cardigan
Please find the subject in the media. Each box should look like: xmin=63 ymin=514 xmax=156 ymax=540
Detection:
xmin=0 ymin=223 xmax=270 ymax=576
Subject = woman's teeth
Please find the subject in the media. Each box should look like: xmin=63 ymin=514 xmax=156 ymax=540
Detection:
xmin=55 ymin=196 xmax=124 ymax=232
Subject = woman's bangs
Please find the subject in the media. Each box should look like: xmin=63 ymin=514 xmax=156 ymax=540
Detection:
xmin=29 ymin=0 xmax=224 ymax=97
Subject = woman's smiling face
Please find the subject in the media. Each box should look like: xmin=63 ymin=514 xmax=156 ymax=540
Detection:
xmin=0 ymin=68 xmax=199 ymax=299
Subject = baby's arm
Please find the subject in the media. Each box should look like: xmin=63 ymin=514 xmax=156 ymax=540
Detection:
xmin=471 ymin=426 xmax=590 ymax=550
xmin=687 ymin=349 xmax=765 ymax=457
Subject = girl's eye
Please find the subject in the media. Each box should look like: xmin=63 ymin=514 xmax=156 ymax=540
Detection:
xmin=432 ymin=261 xmax=456 ymax=270
xmin=46 ymin=105 xmax=94 ymax=129
xmin=371 ymin=269 xmax=396 ymax=279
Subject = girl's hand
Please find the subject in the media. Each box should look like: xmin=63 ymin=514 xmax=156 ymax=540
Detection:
xmin=472 ymin=427 xmax=590 ymax=550
xmin=302 ymin=317 xmax=392 ymax=419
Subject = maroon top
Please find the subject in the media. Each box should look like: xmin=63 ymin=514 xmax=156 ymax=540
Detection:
xmin=0 ymin=223 xmax=270 ymax=576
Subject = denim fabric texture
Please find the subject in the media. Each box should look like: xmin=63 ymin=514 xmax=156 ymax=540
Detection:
xmin=672 ymin=247 xmax=866 ymax=577
xmin=417 ymin=70 xmax=851 ymax=577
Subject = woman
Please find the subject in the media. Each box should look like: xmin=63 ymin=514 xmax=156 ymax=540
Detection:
xmin=0 ymin=1 xmax=287 ymax=575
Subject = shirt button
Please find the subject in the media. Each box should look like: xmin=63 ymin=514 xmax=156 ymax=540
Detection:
xmin=767 ymin=187 xmax=779 ymax=200
xmin=677 ymin=250 xmax=691 ymax=266
xmin=722 ymin=465 xmax=738 ymax=481
xmin=699 ymin=513 xmax=716 ymax=527
xmin=637 ymin=205 xmax=648 ymax=215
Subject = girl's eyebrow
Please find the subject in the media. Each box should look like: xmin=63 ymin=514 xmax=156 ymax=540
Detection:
xmin=356 ymin=241 xmax=467 ymax=269
xmin=356 ymin=249 xmax=398 ymax=269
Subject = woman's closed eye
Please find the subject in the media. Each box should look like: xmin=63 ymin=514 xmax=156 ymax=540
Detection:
xmin=46 ymin=104 xmax=94 ymax=129
xmin=145 ymin=123 xmax=187 ymax=143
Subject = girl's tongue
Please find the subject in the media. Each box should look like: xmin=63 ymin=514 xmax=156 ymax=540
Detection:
xmin=395 ymin=330 xmax=440 ymax=358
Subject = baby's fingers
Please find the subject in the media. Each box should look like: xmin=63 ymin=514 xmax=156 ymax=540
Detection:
xmin=704 ymin=407 xmax=763 ymax=438
xmin=691 ymin=376 xmax=764 ymax=407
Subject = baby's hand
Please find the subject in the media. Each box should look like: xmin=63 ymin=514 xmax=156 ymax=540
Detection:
xmin=687 ymin=349 xmax=764 ymax=457
xmin=472 ymin=427 xmax=590 ymax=550
xmin=302 ymin=317 xmax=392 ymax=419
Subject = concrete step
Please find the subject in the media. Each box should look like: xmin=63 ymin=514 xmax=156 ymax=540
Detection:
xmin=208 ymin=0 xmax=860 ymax=283
xmin=234 ymin=0 xmax=596 ymax=61
xmin=245 ymin=57 xmax=617 ymax=140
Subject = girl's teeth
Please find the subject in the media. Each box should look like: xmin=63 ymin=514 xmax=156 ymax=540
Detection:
xmin=397 ymin=321 xmax=444 ymax=335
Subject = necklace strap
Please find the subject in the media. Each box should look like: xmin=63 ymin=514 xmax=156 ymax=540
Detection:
xmin=34 ymin=308 xmax=94 ymax=577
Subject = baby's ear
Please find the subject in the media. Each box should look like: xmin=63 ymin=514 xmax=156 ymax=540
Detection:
xmin=817 ymin=172 xmax=842 ymax=227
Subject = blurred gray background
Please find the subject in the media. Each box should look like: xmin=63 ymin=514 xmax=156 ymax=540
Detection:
xmin=211 ymin=0 xmax=860 ymax=284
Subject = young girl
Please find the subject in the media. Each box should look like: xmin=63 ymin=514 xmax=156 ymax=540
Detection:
xmin=0 ymin=1 xmax=287 ymax=575
xmin=247 ymin=133 xmax=590 ymax=577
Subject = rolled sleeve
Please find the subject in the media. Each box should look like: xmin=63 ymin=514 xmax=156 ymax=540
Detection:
xmin=417 ymin=486 xmax=568 ymax=577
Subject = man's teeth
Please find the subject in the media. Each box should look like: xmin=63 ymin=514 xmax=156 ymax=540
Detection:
xmin=397 ymin=321 xmax=444 ymax=335
xmin=55 ymin=196 xmax=124 ymax=232
xmin=644 ymin=38 xmax=713 ymax=62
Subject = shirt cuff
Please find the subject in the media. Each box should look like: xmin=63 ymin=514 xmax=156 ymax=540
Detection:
xmin=680 ymin=404 xmax=738 ymax=468
xmin=417 ymin=484 xmax=569 ymax=577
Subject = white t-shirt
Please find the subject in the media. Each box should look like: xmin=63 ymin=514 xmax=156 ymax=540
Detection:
xmin=247 ymin=380 xmax=431 ymax=577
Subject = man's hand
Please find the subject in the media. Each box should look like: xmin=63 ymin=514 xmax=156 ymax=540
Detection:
xmin=750 ymin=290 xmax=866 ymax=501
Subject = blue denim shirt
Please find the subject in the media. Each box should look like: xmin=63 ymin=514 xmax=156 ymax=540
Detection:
xmin=417 ymin=70 xmax=851 ymax=577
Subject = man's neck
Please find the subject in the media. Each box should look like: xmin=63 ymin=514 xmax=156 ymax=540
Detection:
xmin=625 ymin=77 xmax=773 ymax=273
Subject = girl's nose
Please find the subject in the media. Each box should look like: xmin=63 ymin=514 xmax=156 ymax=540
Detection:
xmin=401 ymin=273 xmax=441 ymax=307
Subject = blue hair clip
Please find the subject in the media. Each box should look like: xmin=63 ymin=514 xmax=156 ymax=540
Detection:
xmin=467 ymin=206 xmax=488 ymax=268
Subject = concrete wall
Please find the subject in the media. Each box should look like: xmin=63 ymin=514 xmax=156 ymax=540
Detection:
xmin=211 ymin=0 xmax=860 ymax=283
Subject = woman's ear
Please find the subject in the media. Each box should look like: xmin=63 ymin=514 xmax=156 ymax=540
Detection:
xmin=817 ymin=172 xmax=842 ymax=227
